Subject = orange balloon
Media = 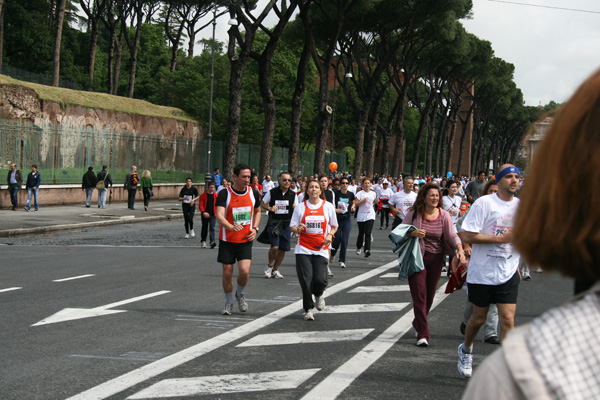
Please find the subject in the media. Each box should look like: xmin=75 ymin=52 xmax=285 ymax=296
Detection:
xmin=329 ymin=162 xmax=338 ymax=171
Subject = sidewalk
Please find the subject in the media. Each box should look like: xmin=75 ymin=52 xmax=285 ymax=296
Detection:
xmin=0 ymin=200 xmax=184 ymax=237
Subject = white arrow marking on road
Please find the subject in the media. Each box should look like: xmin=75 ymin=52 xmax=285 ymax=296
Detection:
xmin=237 ymin=328 xmax=373 ymax=347
xmin=348 ymin=285 xmax=410 ymax=293
xmin=31 ymin=290 xmax=171 ymax=327
xmin=53 ymin=274 xmax=96 ymax=282
xmin=127 ymin=369 xmax=321 ymax=399
xmin=0 ymin=287 xmax=23 ymax=293
xmin=318 ymin=303 xmax=410 ymax=314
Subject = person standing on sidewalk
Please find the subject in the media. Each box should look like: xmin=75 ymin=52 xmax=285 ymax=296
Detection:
xmin=289 ymin=179 xmax=338 ymax=321
xmin=124 ymin=166 xmax=139 ymax=210
xmin=457 ymin=164 xmax=521 ymax=379
xmin=139 ymin=170 xmax=153 ymax=211
xmin=82 ymin=167 xmax=96 ymax=208
xmin=261 ymin=172 xmax=298 ymax=279
xmin=179 ymin=177 xmax=199 ymax=239
xmin=25 ymin=165 xmax=41 ymax=212
xmin=216 ymin=164 xmax=261 ymax=315
xmin=7 ymin=163 xmax=23 ymax=211
xmin=95 ymin=165 xmax=112 ymax=209
xmin=198 ymin=181 xmax=217 ymax=247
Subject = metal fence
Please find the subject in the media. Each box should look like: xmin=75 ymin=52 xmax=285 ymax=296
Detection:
xmin=0 ymin=118 xmax=347 ymax=185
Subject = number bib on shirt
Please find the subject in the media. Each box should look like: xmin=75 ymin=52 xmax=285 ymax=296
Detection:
xmin=305 ymin=215 xmax=325 ymax=234
xmin=337 ymin=198 xmax=349 ymax=213
xmin=274 ymin=200 xmax=289 ymax=214
xmin=233 ymin=206 xmax=251 ymax=225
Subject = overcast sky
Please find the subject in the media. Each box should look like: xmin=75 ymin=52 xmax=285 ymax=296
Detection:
xmin=198 ymin=0 xmax=600 ymax=106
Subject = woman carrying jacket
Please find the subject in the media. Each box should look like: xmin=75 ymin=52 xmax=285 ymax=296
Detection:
xmin=402 ymin=182 xmax=465 ymax=347
xmin=139 ymin=170 xmax=153 ymax=211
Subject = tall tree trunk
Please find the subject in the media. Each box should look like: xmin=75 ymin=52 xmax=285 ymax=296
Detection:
xmin=123 ymin=3 xmax=144 ymax=98
xmin=366 ymin=90 xmax=384 ymax=176
xmin=391 ymin=86 xmax=408 ymax=177
xmin=352 ymin=102 xmax=372 ymax=178
xmin=112 ymin=28 xmax=124 ymax=95
xmin=187 ymin=30 xmax=196 ymax=58
xmin=224 ymin=57 xmax=245 ymax=180
xmin=51 ymin=0 xmax=67 ymax=86
xmin=410 ymin=88 xmax=435 ymax=176
xmin=435 ymin=107 xmax=449 ymax=175
xmin=87 ymin=18 xmax=101 ymax=88
xmin=424 ymin=106 xmax=436 ymax=177
xmin=455 ymin=104 xmax=474 ymax=176
xmin=445 ymin=101 xmax=460 ymax=174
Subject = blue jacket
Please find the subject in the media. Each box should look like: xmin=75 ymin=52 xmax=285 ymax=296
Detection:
xmin=26 ymin=171 xmax=41 ymax=188
xmin=389 ymin=224 xmax=424 ymax=280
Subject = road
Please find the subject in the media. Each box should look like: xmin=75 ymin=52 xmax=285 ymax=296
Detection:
xmin=0 ymin=217 xmax=573 ymax=399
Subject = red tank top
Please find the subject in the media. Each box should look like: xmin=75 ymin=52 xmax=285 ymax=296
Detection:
xmin=298 ymin=200 xmax=329 ymax=251
xmin=220 ymin=186 xmax=256 ymax=243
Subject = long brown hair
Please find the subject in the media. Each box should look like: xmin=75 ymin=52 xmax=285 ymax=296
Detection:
xmin=514 ymin=70 xmax=600 ymax=281
xmin=410 ymin=183 xmax=443 ymax=215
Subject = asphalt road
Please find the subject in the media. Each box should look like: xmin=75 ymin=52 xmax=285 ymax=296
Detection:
xmin=0 ymin=217 xmax=573 ymax=399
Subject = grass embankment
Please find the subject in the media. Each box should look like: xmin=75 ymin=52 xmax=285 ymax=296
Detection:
xmin=0 ymin=74 xmax=196 ymax=123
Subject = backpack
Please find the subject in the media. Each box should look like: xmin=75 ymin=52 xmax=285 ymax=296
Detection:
xmin=131 ymin=172 xmax=139 ymax=185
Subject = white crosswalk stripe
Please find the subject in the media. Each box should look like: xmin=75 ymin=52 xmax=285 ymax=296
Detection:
xmin=237 ymin=328 xmax=373 ymax=347
xmin=318 ymin=303 xmax=410 ymax=313
xmin=348 ymin=285 xmax=410 ymax=293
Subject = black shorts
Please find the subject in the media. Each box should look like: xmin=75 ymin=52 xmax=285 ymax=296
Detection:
xmin=468 ymin=270 xmax=520 ymax=307
xmin=217 ymin=240 xmax=253 ymax=264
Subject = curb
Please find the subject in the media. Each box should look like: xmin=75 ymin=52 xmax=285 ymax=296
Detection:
xmin=0 ymin=213 xmax=184 ymax=238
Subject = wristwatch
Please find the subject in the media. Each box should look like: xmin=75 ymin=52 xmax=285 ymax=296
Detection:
xmin=252 ymin=226 xmax=259 ymax=232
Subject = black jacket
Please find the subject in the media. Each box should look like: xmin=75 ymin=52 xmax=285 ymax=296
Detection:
xmin=82 ymin=170 xmax=96 ymax=189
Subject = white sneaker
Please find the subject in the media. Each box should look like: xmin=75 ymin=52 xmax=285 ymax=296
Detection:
xmin=221 ymin=302 xmax=233 ymax=315
xmin=315 ymin=296 xmax=325 ymax=311
xmin=271 ymin=270 xmax=284 ymax=279
xmin=417 ymin=338 xmax=429 ymax=347
xmin=264 ymin=266 xmax=273 ymax=278
xmin=330 ymin=254 xmax=335 ymax=263
xmin=327 ymin=266 xmax=334 ymax=278
xmin=339 ymin=262 xmax=346 ymax=268
xmin=184 ymin=234 xmax=190 ymax=239
xmin=458 ymin=344 xmax=473 ymax=378
xmin=201 ymin=241 xmax=207 ymax=248
xmin=356 ymin=248 xmax=362 ymax=255
xmin=190 ymin=229 xmax=195 ymax=238
xmin=304 ymin=309 xmax=315 ymax=321
xmin=235 ymin=293 xmax=248 ymax=312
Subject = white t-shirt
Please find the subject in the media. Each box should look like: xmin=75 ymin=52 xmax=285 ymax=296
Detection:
xmin=290 ymin=199 xmax=338 ymax=259
xmin=355 ymin=190 xmax=377 ymax=222
xmin=348 ymin=184 xmax=358 ymax=194
xmin=388 ymin=190 xmax=417 ymax=220
xmin=262 ymin=180 xmax=275 ymax=193
xmin=443 ymin=195 xmax=462 ymax=226
xmin=462 ymin=193 xmax=520 ymax=285
xmin=377 ymin=188 xmax=394 ymax=208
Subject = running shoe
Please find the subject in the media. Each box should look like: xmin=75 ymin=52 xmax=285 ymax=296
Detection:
xmin=235 ymin=293 xmax=248 ymax=312
xmin=365 ymin=250 xmax=371 ymax=258
xmin=315 ymin=296 xmax=325 ymax=311
xmin=457 ymin=343 xmax=473 ymax=378
xmin=304 ymin=309 xmax=315 ymax=321
xmin=210 ymin=242 xmax=216 ymax=249
xmin=330 ymin=254 xmax=335 ymax=263
xmin=201 ymin=241 xmax=207 ymax=248
xmin=184 ymin=234 xmax=190 ymax=239
xmin=264 ymin=266 xmax=273 ymax=278
xmin=221 ymin=302 xmax=233 ymax=315
xmin=339 ymin=262 xmax=346 ymax=268
xmin=271 ymin=270 xmax=284 ymax=279
xmin=417 ymin=338 xmax=429 ymax=347
xmin=190 ymin=229 xmax=195 ymax=238
xmin=356 ymin=248 xmax=362 ymax=255
xmin=327 ymin=266 xmax=334 ymax=278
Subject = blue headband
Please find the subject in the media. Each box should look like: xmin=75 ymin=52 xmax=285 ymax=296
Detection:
xmin=496 ymin=166 xmax=520 ymax=182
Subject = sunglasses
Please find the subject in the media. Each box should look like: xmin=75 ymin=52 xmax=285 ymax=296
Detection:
xmin=341 ymin=182 xmax=349 ymax=184
xmin=282 ymin=179 xmax=292 ymax=182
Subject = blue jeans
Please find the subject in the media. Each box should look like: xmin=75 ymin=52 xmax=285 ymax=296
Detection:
xmin=97 ymin=188 xmax=107 ymax=208
xmin=85 ymin=188 xmax=94 ymax=206
xmin=9 ymin=184 xmax=20 ymax=208
xmin=331 ymin=216 xmax=352 ymax=262
xmin=26 ymin=187 xmax=39 ymax=210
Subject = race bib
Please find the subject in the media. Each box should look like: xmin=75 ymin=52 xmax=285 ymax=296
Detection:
xmin=305 ymin=216 xmax=325 ymax=234
xmin=274 ymin=200 xmax=289 ymax=214
xmin=183 ymin=195 xmax=192 ymax=204
xmin=338 ymin=198 xmax=349 ymax=213
xmin=232 ymin=206 xmax=251 ymax=225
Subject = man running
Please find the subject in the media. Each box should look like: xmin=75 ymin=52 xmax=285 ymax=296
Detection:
xmin=262 ymin=172 xmax=298 ymax=279
xmin=215 ymin=164 xmax=261 ymax=315
xmin=388 ymin=175 xmax=418 ymax=230
xmin=465 ymin=171 xmax=487 ymax=204
xmin=457 ymin=164 xmax=521 ymax=378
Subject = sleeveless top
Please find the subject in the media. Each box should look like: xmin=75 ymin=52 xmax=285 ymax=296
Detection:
xmin=219 ymin=186 xmax=256 ymax=243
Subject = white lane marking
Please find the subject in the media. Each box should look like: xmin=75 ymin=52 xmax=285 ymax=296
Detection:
xmin=379 ymin=273 xmax=398 ymax=278
xmin=127 ymin=368 xmax=321 ymax=399
xmin=348 ymin=285 xmax=410 ymax=293
xmin=53 ymin=274 xmax=95 ymax=282
xmin=32 ymin=291 xmax=171 ymax=326
xmin=318 ymin=303 xmax=410 ymax=314
xmin=237 ymin=329 xmax=374 ymax=347
xmin=0 ymin=287 xmax=22 ymax=293
xmin=67 ymin=260 xmax=399 ymax=400
xmin=301 ymin=284 xmax=449 ymax=400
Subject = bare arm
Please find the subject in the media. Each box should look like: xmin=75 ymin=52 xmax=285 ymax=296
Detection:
xmin=460 ymin=230 xmax=513 ymax=245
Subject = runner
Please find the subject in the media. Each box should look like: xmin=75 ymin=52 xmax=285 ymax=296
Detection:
xmin=289 ymin=180 xmax=338 ymax=321
xmin=388 ymin=175 xmax=418 ymax=231
xmin=330 ymin=177 xmax=356 ymax=268
xmin=377 ymin=179 xmax=394 ymax=230
xmin=354 ymin=177 xmax=377 ymax=257
xmin=261 ymin=172 xmax=298 ymax=279
xmin=442 ymin=180 xmax=462 ymax=229
xmin=457 ymin=164 xmax=521 ymax=378
xmin=215 ymin=164 xmax=262 ymax=315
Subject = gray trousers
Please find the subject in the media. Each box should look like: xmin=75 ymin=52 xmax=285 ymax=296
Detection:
xmin=296 ymin=254 xmax=328 ymax=312
xmin=463 ymin=299 xmax=499 ymax=339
